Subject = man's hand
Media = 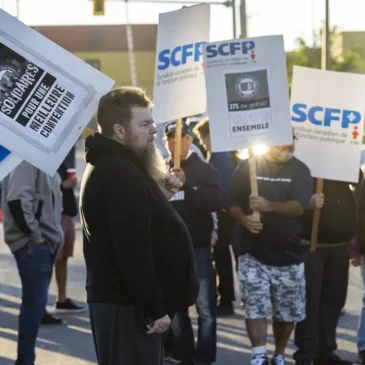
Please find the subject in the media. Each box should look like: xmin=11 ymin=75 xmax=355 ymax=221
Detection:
xmin=310 ymin=194 xmax=325 ymax=209
xmin=62 ymin=177 xmax=77 ymax=189
xmin=211 ymin=230 xmax=219 ymax=247
xmin=164 ymin=173 xmax=183 ymax=190
xmin=147 ymin=315 xmax=171 ymax=335
xmin=249 ymin=195 xmax=271 ymax=213
xmin=36 ymin=237 xmax=46 ymax=244
xmin=171 ymin=167 xmax=187 ymax=185
xmin=351 ymin=256 xmax=361 ymax=267
xmin=240 ymin=215 xmax=263 ymax=234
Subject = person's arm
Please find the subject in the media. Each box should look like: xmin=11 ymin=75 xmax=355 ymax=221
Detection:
xmin=249 ymin=163 xmax=313 ymax=218
xmin=172 ymin=164 xmax=222 ymax=212
xmin=357 ymin=172 xmax=365 ymax=255
xmin=210 ymin=153 xmax=236 ymax=195
xmin=106 ymin=164 xmax=167 ymax=321
xmin=6 ymin=162 xmax=44 ymax=243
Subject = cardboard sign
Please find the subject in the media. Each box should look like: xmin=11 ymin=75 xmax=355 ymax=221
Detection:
xmin=0 ymin=146 xmax=22 ymax=182
xmin=153 ymin=4 xmax=210 ymax=123
xmin=203 ymin=35 xmax=292 ymax=152
xmin=291 ymin=66 xmax=365 ymax=182
xmin=0 ymin=10 xmax=114 ymax=175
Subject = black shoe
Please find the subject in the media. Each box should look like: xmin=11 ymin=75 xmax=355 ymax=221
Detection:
xmin=41 ymin=312 xmax=63 ymax=325
xmin=314 ymin=354 xmax=352 ymax=365
xmin=295 ymin=360 xmax=312 ymax=365
xmin=216 ymin=303 xmax=235 ymax=317
xmin=55 ymin=298 xmax=86 ymax=313
xmin=359 ymin=351 xmax=365 ymax=365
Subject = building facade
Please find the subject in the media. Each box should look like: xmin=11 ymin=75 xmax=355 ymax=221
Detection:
xmin=33 ymin=24 xmax=158 ymax=96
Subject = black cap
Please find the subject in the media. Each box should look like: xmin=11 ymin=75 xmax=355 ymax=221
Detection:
xmin=164 ymin=121 xmax=193 ymax=138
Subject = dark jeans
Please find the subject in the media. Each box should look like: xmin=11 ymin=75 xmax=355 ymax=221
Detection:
xmin=213 ymin=212 xmax=235 ymax=305
xmin=14 ymin=242 xmax=54 ymax=365
xmin=170 ymin=247 xmax=217 ymax=364
xmin=294 ymin=243 xmax=351 ymax=361
xmin=89 ymin=303 xmax=163 ymax=365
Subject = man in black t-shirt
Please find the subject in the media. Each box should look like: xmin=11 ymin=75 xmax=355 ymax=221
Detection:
xmin=228 ymin=142 xmax=312 ymax=365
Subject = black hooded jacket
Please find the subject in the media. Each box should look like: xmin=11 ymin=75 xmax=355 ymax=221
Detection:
xmin=80 ymin=133 xmax=198 ymax=320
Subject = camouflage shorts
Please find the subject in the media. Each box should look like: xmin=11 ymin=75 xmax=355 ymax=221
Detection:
xmin=238 ymin=254 xmax=306 ymax=322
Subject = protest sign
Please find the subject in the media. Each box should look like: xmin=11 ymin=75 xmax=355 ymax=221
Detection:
xmin=0 ymin=146 xmax=22 ymax=182
xmin=291 ymin=66 xmax=365 ymax=183
xmin=203 ymin=35 xmax=292 ymax=152
xmin=0 ymin=10 xmax=114 ymax=175
xmin=153 ymin=4 xmax=210 ymax=124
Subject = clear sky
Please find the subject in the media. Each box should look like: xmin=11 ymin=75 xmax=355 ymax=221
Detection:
xmin=1 ymin=0 xmax=365 ymax=50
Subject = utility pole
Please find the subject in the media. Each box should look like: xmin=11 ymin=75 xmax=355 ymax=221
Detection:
xmin=16 ymin=0 xmax=20 ymax=19
xmin=240 ymin=0 xmax=247 ymax=38
xmin=321 ymin=0 xmax=330 ymax=70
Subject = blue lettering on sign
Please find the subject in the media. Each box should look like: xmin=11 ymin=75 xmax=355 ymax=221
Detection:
xmin=0 ymin=145 xmax=10 ymax=163
xmin=158 ymin=42 xmax=206 ymax=71
xmin=205 ymin=40 xmax=255 ymax=58
xmin=292 ymin=103 xmax=361 ymax=128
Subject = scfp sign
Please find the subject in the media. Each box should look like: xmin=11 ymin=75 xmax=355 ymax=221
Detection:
xmin=158 ymin=42 xmax=205 ymax=71
xmin=292 ymin=103 xmax=362 ymax=128
xmin=205 ymin=40 xmax=255 ymax=58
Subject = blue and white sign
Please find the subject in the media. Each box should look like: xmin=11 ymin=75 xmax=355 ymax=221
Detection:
xmin=153 ymin=4 xmax=210 ymax=123
xmin=0 ymin=146 xmax=22 ymax=182
xmin=291 ymin=66 xmax=365 ymax=182
xmin=204 ymin=35 xmax=292 ymax=152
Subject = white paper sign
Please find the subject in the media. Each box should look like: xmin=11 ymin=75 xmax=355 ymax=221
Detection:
xmin=203 ymin=35 xmax=292 ymax=152
xmin=153 ymin=4 xmax=210 ymax=123
xmin=0 ymin=10 xmax=114 ymax=175
xmin=0 ymin=146 xmax=22 ymax=182
xmin=291 ymin=66 xmax=365 ymax=182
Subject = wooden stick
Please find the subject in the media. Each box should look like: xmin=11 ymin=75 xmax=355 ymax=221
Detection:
xmin=310 ymin=178 xmax=324 ymax=252
xmin=174 ymin=119 xmax=183 ymax=168
xmin=81 ymin=127 xmax=95 ymax=138
xmin=249 ymin=155 xmax=260 ymax=221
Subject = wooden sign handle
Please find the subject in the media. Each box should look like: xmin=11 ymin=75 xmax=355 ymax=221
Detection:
xmin=81 ymin=127 xmax=95 ymax=138
xmin=249 ymin=155 xmax=260 ymax=221
xmin=173 ymin=119 xmax=183 ymax=168
xmin=310 ymin=178 xmax=323 ymax=252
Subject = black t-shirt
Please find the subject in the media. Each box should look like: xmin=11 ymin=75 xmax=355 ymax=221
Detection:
xmin=229 ymin=155 xmax=313 ymax=266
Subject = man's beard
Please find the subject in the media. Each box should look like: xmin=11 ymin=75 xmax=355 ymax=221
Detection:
xmin=126 ymin=138 xmax=167 ymax=181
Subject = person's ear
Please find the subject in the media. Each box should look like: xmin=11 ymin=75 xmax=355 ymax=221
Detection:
xmin=113 ymin=124 xmax=126 ymax=141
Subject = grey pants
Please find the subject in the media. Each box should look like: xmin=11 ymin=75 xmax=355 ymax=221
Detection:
xmin=89 ymin=303 xmax=163 ymax=365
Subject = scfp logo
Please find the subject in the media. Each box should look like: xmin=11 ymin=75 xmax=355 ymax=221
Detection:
xmin=292 ymin=103 xmax=362 ymax=128
xmin=158 ymin=42 xmax=205 ymax=71
xmin=205 ymin=40 xmax=255 ymax=58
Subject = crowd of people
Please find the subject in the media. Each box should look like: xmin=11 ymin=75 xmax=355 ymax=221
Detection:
xmin=1 ymin=86 xmax=365 ymax=365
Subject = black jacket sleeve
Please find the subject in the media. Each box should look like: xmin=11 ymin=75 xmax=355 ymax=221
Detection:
xmin=105 ymin=164 xmax=167 ymax=321
xmin=229 ymin=161 xmax=250 ymax=208
xmin=181 ymin=163 xmax=221 ymax=212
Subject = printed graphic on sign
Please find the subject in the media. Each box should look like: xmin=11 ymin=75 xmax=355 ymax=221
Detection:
xmin=153 ymin=4 xmax=210 ymax=123
xmin=204 ymin=35 xmax=291 ymax=152
xmin=0 ymin=145 xmax=22 ymax=182
xmin=0 ymin=9 xmax=114 ymax=176
xmin=224 ymin=70 xmax=271 ymax=137
xmin=0 ymin=42 xmax=85 ymax=152
xmin=291 ymin=66 xmax=365 ymax=182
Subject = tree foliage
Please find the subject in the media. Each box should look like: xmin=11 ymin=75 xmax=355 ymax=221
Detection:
xmin=286 ymin=27 xmax=365 ymax=89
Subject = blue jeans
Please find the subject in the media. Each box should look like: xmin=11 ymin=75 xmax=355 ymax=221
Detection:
xmin=14 ymin=241 xmax=54 ymax=365
xmin=170 ymin=247 xmax=217 ymax=364
xmin=358 ymin=258 xmax=365 ymax=351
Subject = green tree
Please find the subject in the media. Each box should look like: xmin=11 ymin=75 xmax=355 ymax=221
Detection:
xmin=286 ymin=27 xmax=365 ymax=89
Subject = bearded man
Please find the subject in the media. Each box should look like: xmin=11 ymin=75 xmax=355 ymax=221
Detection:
xmin=228 ymin=141 xmax=313 ymax=365
xmin=80 ymin=87 xmax=198 ymax=365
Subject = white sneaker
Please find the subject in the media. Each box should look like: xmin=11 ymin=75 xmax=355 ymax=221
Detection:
xmin=252 ymin=355 xmax=269 ymax=365
xmin=272 ymin=355 xmax=286 ymax=365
